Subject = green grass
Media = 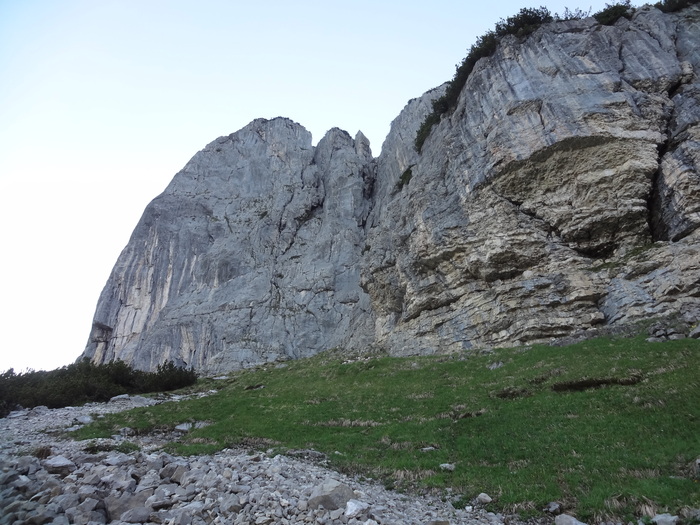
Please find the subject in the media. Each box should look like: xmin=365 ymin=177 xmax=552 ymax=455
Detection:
xmin=74 ymin=336 xmax=700 ymax=522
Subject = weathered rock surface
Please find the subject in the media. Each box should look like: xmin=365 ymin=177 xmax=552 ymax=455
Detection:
xmin=363 ymin=5 xmax=700 ymax=355
xmin=83 ymin=5 xmax=700 ymax=371
xmin=84 ymin=120 xmax=375 ymax=372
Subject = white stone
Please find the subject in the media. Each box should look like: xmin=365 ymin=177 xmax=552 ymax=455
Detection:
xmin=477 ymin=492 xmax=492 ymax=504
xmin=555 ymin=514 xmax=587 ymax=525
xmin=345 ymin=499 xmax=370 ymax=518
xmin=652 ymin=513 xmax=679 ymax=525
xmin=43 ymin=455 xmax=76 ymax=475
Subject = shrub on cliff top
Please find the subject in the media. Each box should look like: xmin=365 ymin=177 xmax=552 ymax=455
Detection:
xmin=593 ymin=1 xmax=633 ymax=25
xmin=654 ymin=0 xmax=700 ymax=12
xmin=0 ymin=359 xmax=197 ymax=417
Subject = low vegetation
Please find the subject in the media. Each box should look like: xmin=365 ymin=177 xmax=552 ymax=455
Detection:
xmin=0 ymin=359 xmax=197 ymax=417
xmin=75 ymin=336 xmax=699 ymax=522
xmin=593 ymin=0 xmax=633 ymax=24
xmin=396 ymin=166 xmax=414 ymax=190
xmin=654 ymin=0 xmax=700 ymax=12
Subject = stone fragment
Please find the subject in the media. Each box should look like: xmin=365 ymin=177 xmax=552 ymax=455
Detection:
xmin=65 ymin=497 xmax=104 ymax=525
xmin=109 ymin=394 xmax=130 ymax=402
xmin=175 ymin=423 xmax=194 ymax=432
xmin=689 ymin=325 xmax=700 ymax=339
xmin=476 ymin=493 xmax=492 ymax=504
xmin=220 ymin=494 xmax=241 ymax=514
xmin=104 ymin=489 xmax=153 ymax=521
xmin=345 ymin=499 xmax=370 ymax=518
xmin=43 ymin=456 xmax=76 ymax=476
xmin=555 ymin=514 xmax=588 ymax=525
xmin=16 ymin=456 xmax=41 ymax=475
xmin=53 ymin=494 xmax=80 ymax=513
xmin=104 ymin=452 xmax=134 ymax=466
xmin=170 ymin=464 xmax=190 ymax=485
xmin=307 ymin=478 xmax=355 ymax=510
xmin=120 ymin=507 xmax=152 ymax=523
xmin=652 ymin=514 xmax=679 ymax=525
xmin=543 ymin=501 xmax=563 ymax=514
xmin=168 ymin=509 xmax=194 ymax=525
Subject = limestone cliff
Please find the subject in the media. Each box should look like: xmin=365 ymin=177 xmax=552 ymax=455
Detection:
xmin=85 ymin=121 xmax=375 ymax=371
xmin=83 ymin=5 xmax=700 ymax=372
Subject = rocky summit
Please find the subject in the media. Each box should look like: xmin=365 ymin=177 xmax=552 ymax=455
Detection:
xmin=82 ymin=5 xmax=700 ymax=373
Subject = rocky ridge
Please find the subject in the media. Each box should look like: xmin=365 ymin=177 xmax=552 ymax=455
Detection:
xmin=0 ymin=396 xmax=506 ymax=525
xmin=82 ymin=5 xmax=700 ymax=372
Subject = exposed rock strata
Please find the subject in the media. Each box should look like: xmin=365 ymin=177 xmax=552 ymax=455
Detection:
xmin=83 ymin=5 xmax=700 ymax=371
xmin=364 ymin=5 xmax=700 ymax=355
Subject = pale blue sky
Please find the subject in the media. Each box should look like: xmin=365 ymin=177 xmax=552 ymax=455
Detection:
xmin=0 ymin=0 xmax=617 ymax=371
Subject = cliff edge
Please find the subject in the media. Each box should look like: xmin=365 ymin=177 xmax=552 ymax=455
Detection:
xmin=82 ymin=5 xmax=700 ymax=372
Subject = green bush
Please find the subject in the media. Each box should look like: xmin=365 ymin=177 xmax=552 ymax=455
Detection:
xmin=0 ymin=359 xmax=197 ymax=417
xmin=593 ymin=1 xmax=633 ymax=25
xmin=654 ymin=0 xmax=699 ymax=12
xmin=396 ymin=166 xmax=414 ymax=190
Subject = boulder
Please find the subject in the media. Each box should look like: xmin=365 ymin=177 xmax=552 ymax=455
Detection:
xmin=307 ymin=478 xmax=356 ymax=510
xmin=42 ymin=456 xmax=76 ymax=477
xmin=120 ymin=507 xmax=152 ymax=523
xmin=476 ymin=493 xmax=492 ymax=504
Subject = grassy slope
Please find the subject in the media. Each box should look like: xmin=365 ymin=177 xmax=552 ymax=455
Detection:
xmin=76 ymin=336 xmax=699 ymax=522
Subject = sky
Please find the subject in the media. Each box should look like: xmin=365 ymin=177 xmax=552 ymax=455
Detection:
xmin=0 ymin=0 xmax=617 ymax=372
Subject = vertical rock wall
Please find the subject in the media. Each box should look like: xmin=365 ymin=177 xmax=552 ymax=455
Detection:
xmin=83 ymin=119 xmax=375 ymax=372
xmin=83 ymin=6 xmax=700 ymax=371
xmin=361 ymin=5 xmax=700 ymax=354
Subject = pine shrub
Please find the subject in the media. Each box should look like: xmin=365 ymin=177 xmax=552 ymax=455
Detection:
xmin=0 ymin=359 xmax=197 ymax=417
xmin=593 ymin=1 xmax=633 ymax=25
xmin=654 ymin=0 xmax=700 ymax=12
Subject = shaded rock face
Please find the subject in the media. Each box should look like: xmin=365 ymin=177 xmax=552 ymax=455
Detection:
xmin=83 ymin=6 xmax=700 ymax=371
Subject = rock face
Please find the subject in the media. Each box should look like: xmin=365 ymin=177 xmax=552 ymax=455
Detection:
xmin=83 ymin=5 xmax=700 ymax=372
xmin=84 ymin=120 xmax=375 ymax=371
